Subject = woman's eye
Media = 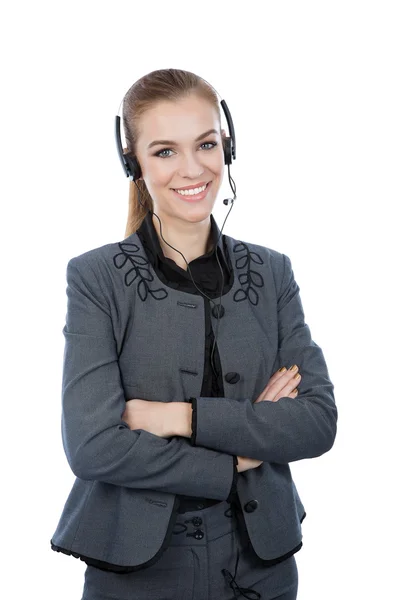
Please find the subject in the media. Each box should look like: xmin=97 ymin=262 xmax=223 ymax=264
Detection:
xmin=201 ymin=142 xmax=218 ymax=151
xmin=154 ymin=141 xmax=217 ymax=159
xmin=156 ymin=148 xmax=173 ymax=158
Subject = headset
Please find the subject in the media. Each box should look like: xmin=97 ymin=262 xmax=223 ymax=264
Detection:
xmin=115 ymin=98 xmax=236 ymax=182
xmin=114 ymin=78 xmax=238 ymax=380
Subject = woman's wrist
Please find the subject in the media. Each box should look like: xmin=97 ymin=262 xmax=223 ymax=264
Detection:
xmin=168 ymin=402 xmax=192 ymax=438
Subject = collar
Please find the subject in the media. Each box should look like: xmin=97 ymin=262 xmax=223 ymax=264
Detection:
xmin=137 ymin=209 xmax=229 ymax=270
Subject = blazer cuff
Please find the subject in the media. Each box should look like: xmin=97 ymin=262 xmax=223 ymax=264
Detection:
xmin=187 ymin=397 xmax=197 ymax=446
xmin=185 ymin=398 xmax=238 ymax=501
xmin=226 ymin=455 xmax=239 ymax=503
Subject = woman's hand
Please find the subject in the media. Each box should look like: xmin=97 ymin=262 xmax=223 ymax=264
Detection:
xmin=254 ymin=364 xmax=301 ymax=403
xmin=122 ymin=399 xmax=172 ymax=438
xmin=237 ymin=365 xmax=302 ymax=472
xmin=236 ymin=455 xmax=264 ymax=473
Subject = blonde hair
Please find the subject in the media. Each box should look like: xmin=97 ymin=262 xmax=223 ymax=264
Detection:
xmin=121 ymin=68 xmax=222 ymax=238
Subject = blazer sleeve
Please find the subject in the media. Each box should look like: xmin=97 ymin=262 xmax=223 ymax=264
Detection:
xmin=189 ymin=252 xmax=338 ymax=464
xmin=60 ymin=255 xmax=236 ymax=500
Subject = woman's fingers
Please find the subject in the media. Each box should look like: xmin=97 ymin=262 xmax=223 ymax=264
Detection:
xmin=255 ymin=366 xmax=301 ymax=403
xmin=265 ymin=366 xmax=301 ymax=401
xmin=254 ymin=368 xmax=287 ymax=401
xmin=267 ymin=367 xmax=289 ymax=386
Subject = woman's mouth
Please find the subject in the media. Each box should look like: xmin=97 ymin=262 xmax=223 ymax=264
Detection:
xmin=171 ymin=181 xmax=211 ymax=202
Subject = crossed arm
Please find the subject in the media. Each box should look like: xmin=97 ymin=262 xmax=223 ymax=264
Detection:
xmin=61 ymin=251 xmax=337 ymax=503
xmin=123 ymin=252 xmax=337 ymax=465
xmin=123 ymin=363 xmax=300 ymax=440
xmin=186 ymin=253 xmax=337 ymax=464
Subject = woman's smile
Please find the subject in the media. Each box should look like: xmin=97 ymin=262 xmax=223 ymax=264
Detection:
xmin=171 ymin=181 xmax=212 ymax=202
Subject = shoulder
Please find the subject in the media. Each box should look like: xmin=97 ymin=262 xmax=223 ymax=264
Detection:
xmin=66 ymin=230 xmax=138 ymax=270
xmin=64 ymin=234 xmax=138 ymax=301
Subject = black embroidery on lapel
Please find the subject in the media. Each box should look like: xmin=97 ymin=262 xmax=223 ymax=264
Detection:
xmin=232 ymin=241 xmax=264 ymax=305
xmin=113 ymin=242 xmax=168 ymax=301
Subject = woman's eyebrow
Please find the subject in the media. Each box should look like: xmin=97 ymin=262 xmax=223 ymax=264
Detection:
xmin=147 ymin=128 xmax=218 ymax=149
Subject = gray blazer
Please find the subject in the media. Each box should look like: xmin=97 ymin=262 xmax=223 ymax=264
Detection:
xmin=50 ymin=226 xmax=337 ymax=572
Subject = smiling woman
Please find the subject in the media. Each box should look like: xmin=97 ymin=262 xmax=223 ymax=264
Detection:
xmin=50 ymin=68 xmax=336 ymax=600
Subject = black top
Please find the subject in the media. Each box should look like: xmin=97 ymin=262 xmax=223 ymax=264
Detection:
xmin=136 ymin=210 xmax=239 ymax=508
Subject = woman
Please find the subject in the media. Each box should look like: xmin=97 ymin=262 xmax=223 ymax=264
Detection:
xmin=50 ymin=69 xmax=338 ymax=600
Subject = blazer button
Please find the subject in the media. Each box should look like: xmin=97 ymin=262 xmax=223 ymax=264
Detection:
xmin=212 ymin=304 xmax=225 ymax=319
xmin=244 ymin=500 xmax=259 ymax=513
xmin=225 ymin=372 xmax=240 ymax=384
xmin=188 ymin=529 xmax=204 ymax=540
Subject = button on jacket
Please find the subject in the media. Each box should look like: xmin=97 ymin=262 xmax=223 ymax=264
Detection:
xmin=50 ymin=212 xmax=338 ymax=574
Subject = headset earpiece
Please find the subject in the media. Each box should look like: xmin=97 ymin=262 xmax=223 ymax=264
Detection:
xmin=223 ymin=136 xmax=233 ymax=166
xmin=124 ymin=152 xmax=142 ymax=181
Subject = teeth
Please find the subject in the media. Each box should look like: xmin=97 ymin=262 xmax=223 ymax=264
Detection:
xmin=175 ymin=183 xmax=207 ymax=196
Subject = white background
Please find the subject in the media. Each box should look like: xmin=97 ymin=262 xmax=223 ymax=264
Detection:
xmin=1 ymin=1 xmax=399 ymax=598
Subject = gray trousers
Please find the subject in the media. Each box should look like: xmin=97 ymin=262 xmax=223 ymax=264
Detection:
xmin=82 ymin=499 xmax=299 ymax=600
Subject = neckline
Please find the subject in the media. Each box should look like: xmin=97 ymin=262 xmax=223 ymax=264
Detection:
xmin=127 ymin=228 xmax=239 ymax=302
xmin=140 ymin=210 xmax=226 ymax=265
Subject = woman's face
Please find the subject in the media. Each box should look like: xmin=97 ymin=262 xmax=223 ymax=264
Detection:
xmin=134 ymin=93 xmax=226 ymax=225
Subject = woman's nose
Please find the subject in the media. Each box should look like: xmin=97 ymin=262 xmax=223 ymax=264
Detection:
xmin=177 ymin=153 xmax=205 ymax=178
